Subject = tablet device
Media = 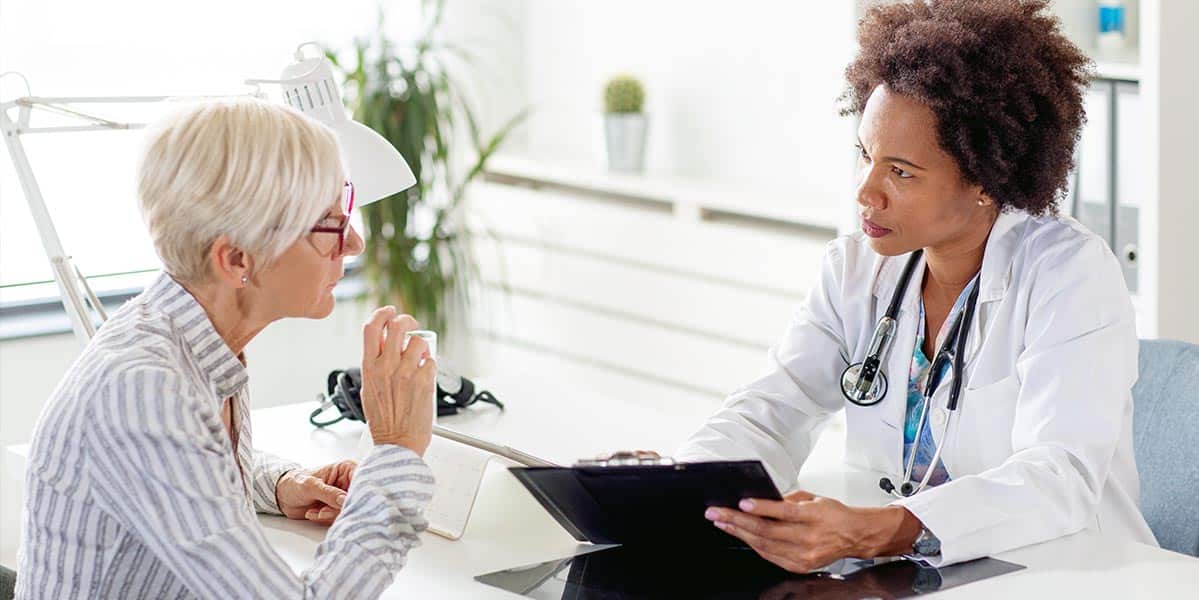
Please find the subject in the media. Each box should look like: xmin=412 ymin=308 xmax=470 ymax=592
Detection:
xmin=475 ymin=545 xmax=1025 ymax=599
xmin=510 ymin=460 xmax=782 ymax=547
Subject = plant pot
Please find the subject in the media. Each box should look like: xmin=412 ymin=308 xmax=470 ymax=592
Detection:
xmin=604 ymin=113 xmax=648 ymax=173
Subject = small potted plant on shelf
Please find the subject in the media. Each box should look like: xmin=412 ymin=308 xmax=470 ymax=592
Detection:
xmin=603 ymin=74 xmax=647 ymax=173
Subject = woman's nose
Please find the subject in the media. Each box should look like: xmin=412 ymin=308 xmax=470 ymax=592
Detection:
xmin=856 ymin=167 xmax=888 ymax=211
xmin=343 ymin=224 xmax=365 ymax=258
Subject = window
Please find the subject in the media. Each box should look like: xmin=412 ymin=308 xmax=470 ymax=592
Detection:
xmin=0 ymin=0 xmax=419 ymax=306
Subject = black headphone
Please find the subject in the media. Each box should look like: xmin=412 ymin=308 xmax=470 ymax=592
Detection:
xmin=309 ymin=366 xmax=504 ymax=428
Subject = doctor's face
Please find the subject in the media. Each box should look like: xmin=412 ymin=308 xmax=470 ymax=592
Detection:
xmin=854 ymin=85 xmax=991 ymax=257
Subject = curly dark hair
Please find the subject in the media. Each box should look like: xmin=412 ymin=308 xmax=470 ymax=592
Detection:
xmin=841 ymin=0 xmax=1092 ymax=215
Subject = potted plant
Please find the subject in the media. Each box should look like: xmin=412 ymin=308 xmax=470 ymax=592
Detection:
xmin=326 ymin=3 xmax=527 ymax=342
xmin=603 ymin=74 xmax=647 ymax=173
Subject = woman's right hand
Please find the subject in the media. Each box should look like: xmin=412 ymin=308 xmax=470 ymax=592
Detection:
xmin=360 ymin=307 xmax=437 ymax=455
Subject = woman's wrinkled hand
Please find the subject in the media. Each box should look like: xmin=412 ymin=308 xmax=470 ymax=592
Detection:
xmin=359 ymin=307 xmax=437 ymax=455
xmin=276 ymin=460 xmax=357 ymax=526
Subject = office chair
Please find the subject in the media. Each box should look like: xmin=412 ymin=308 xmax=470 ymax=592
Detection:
xmin=1132 ymin=339 xmax=1199 ymax=557
xmin=0 ymin=564 xmax=14 ymax=600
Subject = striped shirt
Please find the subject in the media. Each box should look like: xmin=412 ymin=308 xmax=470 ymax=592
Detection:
xmin=17 ymin=273 xmax=435 ymax=599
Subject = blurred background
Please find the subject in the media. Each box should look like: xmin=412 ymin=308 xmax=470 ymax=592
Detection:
xmin=1 ymin=0 xmax=1196 ymax=565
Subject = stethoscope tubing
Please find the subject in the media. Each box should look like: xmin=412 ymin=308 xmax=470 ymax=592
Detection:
xmin=840 ymin=249 xmax=982 ymax=497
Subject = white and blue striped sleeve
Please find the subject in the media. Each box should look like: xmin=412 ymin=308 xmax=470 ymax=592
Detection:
xmin=250 ymin=450 xmax=301 ymax=515
xmin=86 ymin=366 xmax=435 ymax=599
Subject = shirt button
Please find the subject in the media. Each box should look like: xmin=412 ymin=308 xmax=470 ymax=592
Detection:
xmin=931 ymin=408 xmax=948 ymax=427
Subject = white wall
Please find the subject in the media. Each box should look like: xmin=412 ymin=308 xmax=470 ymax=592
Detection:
xmin=441 ymin=0 xmax=531 ymax=152
xmin=1144 ymin=0 xmax=1199 ymax=344
xmin=513 ymin=0 xmax=859 ymax=229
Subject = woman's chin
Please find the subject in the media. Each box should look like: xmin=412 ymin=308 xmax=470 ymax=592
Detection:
xmin=866 ymin=234 xmax=922 ymax=258
xmin=866 ymin=237 xmax=904 ymax=257
xmin=307 ymin=291 xmax=337 ymax=319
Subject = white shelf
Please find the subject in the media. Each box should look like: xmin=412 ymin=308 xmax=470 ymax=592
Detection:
xmin=1095 ymin=59 xmax=1141 ymax=82
xmin=482 ymin=155 xmax=845 ymax=233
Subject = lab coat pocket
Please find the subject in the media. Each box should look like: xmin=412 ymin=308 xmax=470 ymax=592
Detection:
xmin=944 ymin=374 xmax=1020 ymax=476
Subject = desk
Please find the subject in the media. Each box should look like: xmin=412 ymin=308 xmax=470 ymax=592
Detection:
xmin=8 ymin=386 xmax=1199 ymax=598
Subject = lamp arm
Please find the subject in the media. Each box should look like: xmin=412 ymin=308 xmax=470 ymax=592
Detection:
xmin=0 ymin=106 xmax=98 ymax=345
xmin=0 ymin=89 xmax=261 ymax=346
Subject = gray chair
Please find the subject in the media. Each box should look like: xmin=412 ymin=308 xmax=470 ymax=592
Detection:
xmin=0 ymin=564 xmax=14 ymax=600
xmin=1132 ymin=338 xmax=1199 ymax=556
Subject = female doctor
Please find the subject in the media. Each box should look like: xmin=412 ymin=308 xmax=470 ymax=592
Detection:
xmin=684 ymin=0 xmax=1158 ymax=571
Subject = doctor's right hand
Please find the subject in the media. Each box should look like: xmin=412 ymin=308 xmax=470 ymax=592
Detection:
xmin=705 ymin=490 xmax=922 ymax=573
xmin=360 ymin=306 xmax=437 ymax=456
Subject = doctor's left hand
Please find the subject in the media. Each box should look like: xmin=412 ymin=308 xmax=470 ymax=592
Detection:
xmin=704 ymin=490 xmax=921 ymax=573
xmin=275 ymin=460 xmax=358 ymax=526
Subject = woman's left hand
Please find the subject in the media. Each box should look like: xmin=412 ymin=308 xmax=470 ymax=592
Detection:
xmin=276 ymin=460 xmax=358 ymax=526
xmin=704 ymin=490 xmax=921 ymax=573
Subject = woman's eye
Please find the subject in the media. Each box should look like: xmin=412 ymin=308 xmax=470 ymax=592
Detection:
xmin=892 ymin=166 xmax=913 ymax=179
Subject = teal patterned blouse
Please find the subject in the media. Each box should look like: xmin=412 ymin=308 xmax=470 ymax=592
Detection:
xmin=902 ymin=277 xmax=977 ymax=488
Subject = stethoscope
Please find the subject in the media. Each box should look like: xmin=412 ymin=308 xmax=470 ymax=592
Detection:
xmin=839 ymin=249 xmax=981 ymax=498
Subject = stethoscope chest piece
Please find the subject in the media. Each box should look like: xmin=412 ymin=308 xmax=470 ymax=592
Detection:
xmin=840 ymin=362 xmax=888 ymax=406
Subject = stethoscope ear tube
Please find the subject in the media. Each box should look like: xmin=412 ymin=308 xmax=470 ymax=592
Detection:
xmin=887 ymin=249 xmax=925 ymax=318
xmin=947 ymin=280 xmax=981 ymax=411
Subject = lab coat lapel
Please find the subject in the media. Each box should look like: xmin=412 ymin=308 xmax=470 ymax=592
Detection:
xmin=964 ymin=211 xmax=1024 ymax=371
xmin=919 ymin=210 xmax=1024 ymax=416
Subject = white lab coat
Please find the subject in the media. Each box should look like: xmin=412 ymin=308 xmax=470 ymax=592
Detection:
xmin=677 ymin=209 xmax=1158 ymax=566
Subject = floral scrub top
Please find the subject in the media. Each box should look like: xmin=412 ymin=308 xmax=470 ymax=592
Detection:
xmin=902 ymin=275 xmax=978 ymax=488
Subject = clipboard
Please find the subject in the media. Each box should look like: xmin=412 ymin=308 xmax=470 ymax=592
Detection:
xmin=509 ymin=460 xmax=782 ymax=547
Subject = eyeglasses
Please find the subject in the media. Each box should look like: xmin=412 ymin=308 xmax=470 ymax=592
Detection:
xmin=309 ymin=181 xmax=355 ymax=256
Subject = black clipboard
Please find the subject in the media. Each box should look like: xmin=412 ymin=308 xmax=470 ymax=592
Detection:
xmin=509 ymin=460 xmax=782 ymax=547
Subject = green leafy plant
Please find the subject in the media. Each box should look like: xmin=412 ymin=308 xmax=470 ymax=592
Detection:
xmin=327 ymin=2 xmax=528 ymax=337
xmin=603 ymin=74 xmax=645 ymax=114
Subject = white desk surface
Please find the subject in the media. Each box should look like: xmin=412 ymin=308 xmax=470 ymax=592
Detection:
xmin=8 ymin=373 xmax=1199 ymax=598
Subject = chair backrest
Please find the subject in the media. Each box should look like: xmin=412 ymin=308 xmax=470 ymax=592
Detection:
xmin=1132 ymin=339 xmax=1199 ymax=556
xmin=0 ymin=564 xmax=15 ymax=600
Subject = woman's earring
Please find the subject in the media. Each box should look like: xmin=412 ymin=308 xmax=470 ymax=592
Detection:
xmin=241 ymin=275 xmax=248 ymax=285
xmin=978 ymin=199 xmax=987 ymax=206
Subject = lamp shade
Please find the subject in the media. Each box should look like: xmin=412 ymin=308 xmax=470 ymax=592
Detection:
xmin=328 ymin=117 xmax=418 ymax=206
xmin=278 ymin=56 xmax=416 ymax=205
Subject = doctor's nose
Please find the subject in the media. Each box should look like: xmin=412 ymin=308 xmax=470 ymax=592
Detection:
xmin=856 ymin=171 xmax=888 ymax=211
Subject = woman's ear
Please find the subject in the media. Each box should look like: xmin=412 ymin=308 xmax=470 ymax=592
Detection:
xmin=209 ymin=236 xmax=254 ymax=287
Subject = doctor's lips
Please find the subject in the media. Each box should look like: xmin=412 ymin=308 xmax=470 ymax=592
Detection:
xmin=861 ymin=217 xmax=892 ymax=238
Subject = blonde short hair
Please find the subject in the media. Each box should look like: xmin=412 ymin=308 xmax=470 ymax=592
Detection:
xmin=137 ymin=98 xmax=344 ymax=283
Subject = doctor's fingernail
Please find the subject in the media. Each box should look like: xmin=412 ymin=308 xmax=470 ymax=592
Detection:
xmin=336 ymin=494 xmax=347 ymax=507
xmin=714 ymin=521 xmax=728 ymax=531
xmin=739 ymin=499 xmax=755 ymax=511
xmin=704 ymin=508 xmax=719 ymax=521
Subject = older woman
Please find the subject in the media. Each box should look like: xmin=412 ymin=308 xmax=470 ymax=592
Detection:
xmin=17 ymin=99 xmax=436 ymax=598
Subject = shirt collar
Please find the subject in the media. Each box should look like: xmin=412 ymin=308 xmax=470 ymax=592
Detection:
xmin=141 ymin=272 xmax=249 ymax=402
xmin=872 ymin=209 xmax=1028 ymax=306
